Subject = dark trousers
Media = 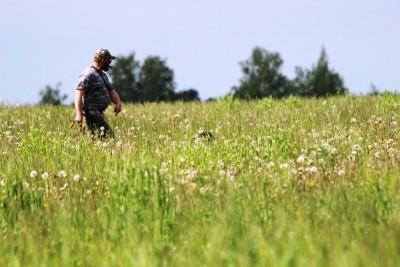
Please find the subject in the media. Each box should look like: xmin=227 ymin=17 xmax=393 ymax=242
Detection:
xmin=84 ymin=110 xmax=114 ymax=139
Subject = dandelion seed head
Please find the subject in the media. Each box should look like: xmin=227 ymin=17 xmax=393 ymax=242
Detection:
xmin=42 ymin=172 xmax=49 ymax=180
xmin=30 ymin=170 xmax=38 ymax=178
xmin=297 ymin=155 xmax=305 ymax=164
xmin=218 ymin=160 xmax=224 ymax=168
xmin=57 ymin=170 xmax=67 ymax=178
xmin=280 ymin=163 xmax=290 ymax=169
xmin=267 ymin=161 xmax=275 ymax=168
xmin=308 ymin=166 xmax=318 ymax=173
xmin=73 ymin=174 xmax=80 ymax=182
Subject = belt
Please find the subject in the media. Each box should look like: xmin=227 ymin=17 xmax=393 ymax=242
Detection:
xmin=84 ymin=109 xmax=104 ymax=116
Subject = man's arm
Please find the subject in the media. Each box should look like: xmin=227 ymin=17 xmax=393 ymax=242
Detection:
xmin=109 ymin=89 xmax=122 ymax=115
xmin=75 ymin=89 xmax=85 ymax=124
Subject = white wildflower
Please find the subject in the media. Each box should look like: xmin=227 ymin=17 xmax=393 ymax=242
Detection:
xmin=227 ymin=170 xmax=235 ymax=181
xmin=218 ymin=160 xmax=224 ymax=168
xmin=308 ymin=166 xmax=318 ymax=173
xmin=297 ymin=155 xmax=305 ymax=164
xmin=161 ymin=162 xmax=168 ymax=169
xmin=73 ymin=174 xmax=80 ymax=182
xmin=337 ymin=168 xmax=346 ymax=176
xmin=280 ymin=163 xmax=290 ymax=169
xmin=57 ymin=170 xmax=67 ymax=178
xmin=329 ymin=147 xmax=338 ymax=155
xmin=30 ymin=170 xmax=38 ymax=178
xmin=266 ymin=161 xmax=275 ymax=168
xmin=41 ymin=172 xmax=49 ymax=180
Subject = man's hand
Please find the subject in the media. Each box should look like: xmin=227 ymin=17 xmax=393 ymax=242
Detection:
xmin=109 ymin=89 xmax=122 ymax=116
xmin=114 ymin=102 xmax=122 ymax=116
xmin=75 ymin=114 xmax=83 ymax=125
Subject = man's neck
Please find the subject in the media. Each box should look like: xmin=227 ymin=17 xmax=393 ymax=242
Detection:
xmin=92 ymin=62 xmax=102 ymax=71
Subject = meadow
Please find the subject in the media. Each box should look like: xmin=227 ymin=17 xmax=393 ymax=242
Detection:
xmin=1 ymin=95 xmax=400 ymax=267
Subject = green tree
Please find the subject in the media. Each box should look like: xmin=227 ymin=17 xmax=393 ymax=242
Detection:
xmin=108 ymin=53 xmax=141 ymax=103
xmin=38 ymin=82 xmax=68 ymax=105
xmin=174 ymin=88 xmax=200 ymax=102
xmin=292 ymin=48 xmax=348 ymax=97
xmin=232 ymin=47 xmax=287 ymax=99
xmin=139 ymin=56 xmax=175 ymax=102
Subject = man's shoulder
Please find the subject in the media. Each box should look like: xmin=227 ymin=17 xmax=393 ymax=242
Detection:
xmin=79 ymin=67 xmax=100 ymax=82
xmin=80 ymin=66 xmax=97 ymax=76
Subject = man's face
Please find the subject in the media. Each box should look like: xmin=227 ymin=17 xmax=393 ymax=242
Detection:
xmin=101 ymin=57 xmax=113 ymax=71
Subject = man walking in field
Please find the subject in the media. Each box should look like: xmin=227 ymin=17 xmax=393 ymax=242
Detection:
xmin=74 ymin=48 xmax=122 ymax=139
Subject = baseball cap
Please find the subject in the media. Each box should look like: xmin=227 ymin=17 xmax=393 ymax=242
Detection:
xmin=94 ymin=48 xmax=117 ymax=61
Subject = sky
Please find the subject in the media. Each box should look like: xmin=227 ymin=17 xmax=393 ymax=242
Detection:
xmin=1 ymin=0 xmax=399 ymax=105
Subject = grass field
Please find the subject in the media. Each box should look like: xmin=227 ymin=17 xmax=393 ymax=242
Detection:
xmin=1 ymin=95 xmax=400 ymax=266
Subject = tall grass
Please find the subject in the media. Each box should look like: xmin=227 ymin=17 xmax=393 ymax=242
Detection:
xmin=1 ymin=94 xmax=400 ymax=266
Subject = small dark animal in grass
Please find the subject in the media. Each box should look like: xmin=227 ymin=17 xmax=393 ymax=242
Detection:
xmin=197 ymin=127 xmax=213 ymax=141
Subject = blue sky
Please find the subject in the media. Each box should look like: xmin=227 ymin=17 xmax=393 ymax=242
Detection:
xmin=1 ymin=0 xmax=399 ymax=104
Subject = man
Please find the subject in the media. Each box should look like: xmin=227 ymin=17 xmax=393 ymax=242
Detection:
xmin=75 ymin=48 xmax=122 ymax=139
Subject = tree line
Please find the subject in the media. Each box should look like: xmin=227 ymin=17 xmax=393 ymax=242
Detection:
xmin=39 ymin=46 xmax=348 ymax=105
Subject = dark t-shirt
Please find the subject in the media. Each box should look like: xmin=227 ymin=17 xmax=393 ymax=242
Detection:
xmin=76 ymin=67 xmax=113 ymax=111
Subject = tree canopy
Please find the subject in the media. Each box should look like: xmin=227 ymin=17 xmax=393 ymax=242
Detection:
xmin=139 ymin=56 xmax=176 ymax=102
xmin=233 ymin=47 xmax=348 ymax=99
xmin=38 ymin=83 xmax=68 ymax=105
xmin=232 ymin=47 xmax=287 ymax=99
xmin=109 ymin=53 xmax=140 ymax=103
xmin=291 ymin=48 xmax=348 ymax=97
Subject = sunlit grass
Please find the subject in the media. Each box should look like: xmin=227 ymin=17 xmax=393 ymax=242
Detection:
xmin=1 ymin=94 xmax=400 ymax=266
